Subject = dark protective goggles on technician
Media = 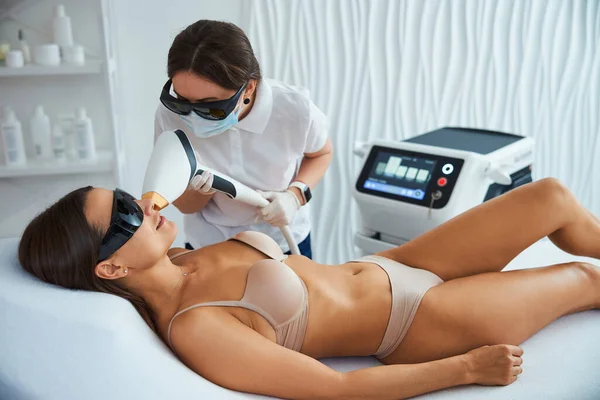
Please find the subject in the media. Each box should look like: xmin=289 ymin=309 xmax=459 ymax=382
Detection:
xmin=160 ymin=79 xmax=247 ymax=121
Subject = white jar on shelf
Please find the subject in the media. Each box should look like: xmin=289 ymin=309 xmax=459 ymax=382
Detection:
xmin=5 ymin=50 xmax=24 ymax=68
xmin=33 ymin=44 xmax=61 ymax=66
xmin=63 ymin=45 xmax=85 ymax=65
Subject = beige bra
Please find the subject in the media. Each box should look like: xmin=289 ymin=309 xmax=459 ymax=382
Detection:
xmin=167 ymin=231 xmax=309 ymax=352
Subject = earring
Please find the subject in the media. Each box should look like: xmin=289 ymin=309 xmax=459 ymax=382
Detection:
xmin=123 ymin=268 xmax=128 ymax=274
xmin=243 ymin=98 xmax=250 ymax=105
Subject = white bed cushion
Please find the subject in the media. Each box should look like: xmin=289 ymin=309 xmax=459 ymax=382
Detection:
xmin=1 ymin=237 xmax=598 ymax=400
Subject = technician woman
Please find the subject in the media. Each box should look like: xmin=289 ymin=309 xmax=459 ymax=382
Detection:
xmin=154 ymin=20 xmax=332 ymax=258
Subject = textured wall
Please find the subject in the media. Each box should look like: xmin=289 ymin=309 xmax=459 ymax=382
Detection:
xmin=247 ymin=0 xmax=600 ymax=264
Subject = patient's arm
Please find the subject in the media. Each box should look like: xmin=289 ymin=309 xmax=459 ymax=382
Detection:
xmin=169 ymin=308 xmax=507 ymax=400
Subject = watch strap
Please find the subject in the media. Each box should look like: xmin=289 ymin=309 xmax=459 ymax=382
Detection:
xmin=289 ymin=181 xmax=310 ymax=204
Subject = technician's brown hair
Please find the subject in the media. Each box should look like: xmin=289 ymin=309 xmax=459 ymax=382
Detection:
xmin=167 ymin=19 xmax=262 ymax=90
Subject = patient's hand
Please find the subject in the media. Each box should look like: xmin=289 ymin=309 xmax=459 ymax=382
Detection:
xmin=464 ymin=344 xmax=524 ymax=386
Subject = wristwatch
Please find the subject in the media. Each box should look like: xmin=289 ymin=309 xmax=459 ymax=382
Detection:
xmin=289 ymin=181 xmax=312 ymax=205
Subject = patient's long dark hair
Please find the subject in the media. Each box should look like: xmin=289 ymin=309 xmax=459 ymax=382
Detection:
xmin=18 ymin=186 xmax=156 ymax=332
xmin=167 ymin=19 xmax=262 ymax=90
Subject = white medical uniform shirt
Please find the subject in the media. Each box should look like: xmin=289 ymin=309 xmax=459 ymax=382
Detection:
xmin=154 ymin=78 xmax=329 ymax=252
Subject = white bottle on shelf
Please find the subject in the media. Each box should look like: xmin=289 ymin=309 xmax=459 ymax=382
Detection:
xmin=1 ymin=108 xmax=27 ymax=166
xmin=52 ymin=123 xmax=66 ymax=162
xmin=74 ymin=107 xmax=96 ymax=161
xmin=53 ymin=4 xmax=74 ymax=54
xmin=57 ymin=113 xmax=77 ymax=159
xmin=30 ymin=105 xmax=53 ymax=160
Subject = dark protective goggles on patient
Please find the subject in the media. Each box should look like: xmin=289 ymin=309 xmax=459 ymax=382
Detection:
xmin=160 ymin=79 xmax=247 ymax=121
xmin=97 ymin=189 xmax=144 ymax=262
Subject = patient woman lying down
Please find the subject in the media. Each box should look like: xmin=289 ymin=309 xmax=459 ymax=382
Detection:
xmin=19 ymin=178 xmax=600 ymax=399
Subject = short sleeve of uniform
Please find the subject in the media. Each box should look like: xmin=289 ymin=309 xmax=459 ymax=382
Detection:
xmin=154 ymin=106 xmax=165 ymax=143
xmin=303 ymin=101 xmax=329 ymax=154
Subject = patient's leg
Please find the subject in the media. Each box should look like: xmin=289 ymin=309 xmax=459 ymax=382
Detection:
xmin=382 ymin=261 xmax=600 ymax=364
xmin=378 ymin=178 xmax=600 ymax=281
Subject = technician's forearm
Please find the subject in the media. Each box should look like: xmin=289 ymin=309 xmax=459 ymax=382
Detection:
xmin=173 ymin=189 xmax=213 ymax=214
xmin=294 ymin=150 xmax=333 ymax=189
xmin=336 ymin=355 xmax=470 ymax=400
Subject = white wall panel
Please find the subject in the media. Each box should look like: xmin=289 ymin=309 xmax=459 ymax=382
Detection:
xmin=247 ymin=0 xmax=600 ymax=264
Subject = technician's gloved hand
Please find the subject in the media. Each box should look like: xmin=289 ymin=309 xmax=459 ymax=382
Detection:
xmin=257 ymin=190 xmax=301 ymax=227
xmin=188 ymin=170 xmax=216 ymax=195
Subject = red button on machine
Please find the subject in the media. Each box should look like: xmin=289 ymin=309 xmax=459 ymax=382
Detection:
xmin=437 ymin=177 xmax=448 ymax=187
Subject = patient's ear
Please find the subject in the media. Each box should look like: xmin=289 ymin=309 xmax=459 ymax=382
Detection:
xmin=95 ymin=261 xmax=127 ymax=280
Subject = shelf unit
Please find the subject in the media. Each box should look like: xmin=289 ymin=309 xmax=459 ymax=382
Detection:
xmin=0 ymin=0 xmax=123 ymax=239
xmin=0 ymin=59 xmax=103 ymax=77
xmin=0 ymin=0 xmax=121 ymax=182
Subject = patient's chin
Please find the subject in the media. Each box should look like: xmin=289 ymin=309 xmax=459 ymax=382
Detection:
xmin=164 ymin=221 xmax=178 ymax=246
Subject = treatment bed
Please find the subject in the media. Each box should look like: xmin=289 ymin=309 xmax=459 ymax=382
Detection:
xmin=1 ymin=237 xmax=598 ymax=399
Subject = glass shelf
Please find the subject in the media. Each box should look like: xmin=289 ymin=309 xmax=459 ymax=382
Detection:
xmin=0 ymin=150 xmax=114 ymax=178
xmin=0 ymin=59 xmax=103 ymax=77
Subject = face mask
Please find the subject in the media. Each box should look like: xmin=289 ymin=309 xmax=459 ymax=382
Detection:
xmin=179 ymin=100 xmax=243 ymax=139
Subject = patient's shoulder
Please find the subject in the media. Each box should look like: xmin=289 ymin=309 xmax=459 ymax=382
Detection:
xmin=168 ymin=307 xmax=240 ymax=353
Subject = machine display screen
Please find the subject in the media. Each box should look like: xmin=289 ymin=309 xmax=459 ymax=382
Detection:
xmin=362 ymin=152 xmax=437 ymax=200
xmin=356 ymin=145 xmax=465 ymax=208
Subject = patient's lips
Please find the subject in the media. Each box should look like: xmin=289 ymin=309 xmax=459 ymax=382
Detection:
xmin=157 ymin=216 xmax=166 ymax=230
